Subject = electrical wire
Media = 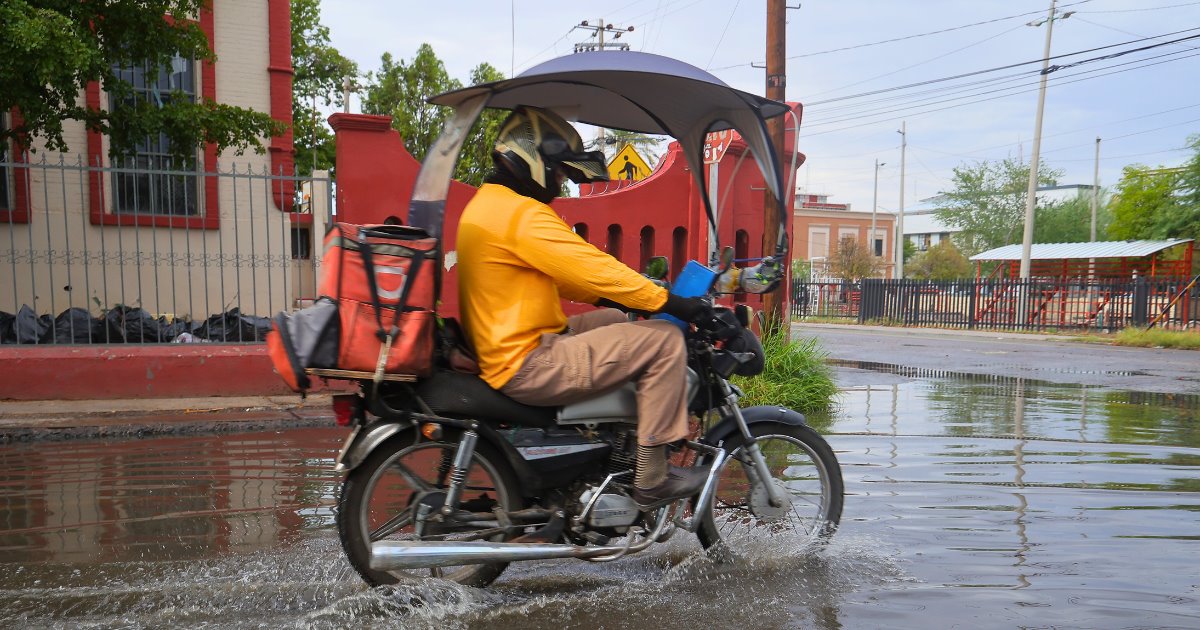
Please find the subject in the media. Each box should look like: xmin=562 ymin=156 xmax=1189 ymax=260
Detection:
xmin=709 ymin=0 xmax=1096 ymax=70
xmin=1081 ymin=1 xmax=1200 ymax=13
xmin=804 ymin=45 xmax=1200 ymax=126
xmin=804 ymin=26 xmax=1200 ymax=106
xmin=801 ymin=49 xmax=1200 ymax=137
xmin=706 ymin=0 xmax=743 ymax=70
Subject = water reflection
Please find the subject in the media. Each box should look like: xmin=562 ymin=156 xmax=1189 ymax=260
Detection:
xmin=0 ymin=372 xmax=1198 ymax=627
xmin=0 ymin=428 xmax=344 ymax=567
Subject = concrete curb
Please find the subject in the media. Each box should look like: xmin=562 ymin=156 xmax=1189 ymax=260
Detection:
xmin=0 ymin=393 xmax=335 ymax=442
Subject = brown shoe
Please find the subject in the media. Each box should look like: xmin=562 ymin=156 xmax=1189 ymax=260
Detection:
xmin=633 ymin=464 xmax=711 ymax=510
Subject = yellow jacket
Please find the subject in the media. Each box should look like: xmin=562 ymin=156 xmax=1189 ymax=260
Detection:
xmin=457 ymin=184 xmax=668 ymax=389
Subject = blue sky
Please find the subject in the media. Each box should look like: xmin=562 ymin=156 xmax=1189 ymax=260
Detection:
xmin=319 ymin=0 xmax=1200 ymax=214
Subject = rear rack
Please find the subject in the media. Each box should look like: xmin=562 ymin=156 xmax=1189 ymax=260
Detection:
xmin=305 ymin=368 xmax=417 ymax=382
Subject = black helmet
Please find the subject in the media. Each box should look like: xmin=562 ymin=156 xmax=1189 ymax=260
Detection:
xmin=493 ymin=106 xmax=609 ymax=200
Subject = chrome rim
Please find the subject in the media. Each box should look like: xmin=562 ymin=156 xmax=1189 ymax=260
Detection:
xmin=358 ymin=442 xmax=514 ymax=582
xmin=709 ymin=434 xmax=835 ymax=546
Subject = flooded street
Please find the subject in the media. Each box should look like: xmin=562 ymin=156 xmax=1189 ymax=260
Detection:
xmin=2 ymin=368 xmax=1199 ymax=628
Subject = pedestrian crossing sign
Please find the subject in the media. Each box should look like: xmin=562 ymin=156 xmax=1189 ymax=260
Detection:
xmin=607 ymin=144 xmax=652 ymax=182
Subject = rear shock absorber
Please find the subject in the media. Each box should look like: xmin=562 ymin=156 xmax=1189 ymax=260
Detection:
xmin=440 ymin=429 xmax=479 ymax=516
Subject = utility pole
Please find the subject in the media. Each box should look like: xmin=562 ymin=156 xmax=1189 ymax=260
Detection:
xmin=896 ymin=122 xmax=907 ymax=279
xmin=871 ymin=159 xmax=885 ymax=262
xmin=572 ymin=19 xmax=634 ymax=53
xmin=1091 ymin=136 xmax=1101 ymax=241
xmin=761 ymin=0 xmax=786 ymax=333
xmin=1019 ymin=0 xmax=1073 ymax=278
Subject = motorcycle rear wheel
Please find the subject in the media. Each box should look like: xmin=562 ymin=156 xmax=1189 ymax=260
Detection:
xmin=337 ymin=430 xmax=522 ymax=587
xmin=696 ymin=421 xmax=843 ymax=553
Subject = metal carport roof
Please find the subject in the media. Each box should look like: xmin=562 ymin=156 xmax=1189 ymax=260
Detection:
xmin=970 ymin=239 xmax=1194 ymax=261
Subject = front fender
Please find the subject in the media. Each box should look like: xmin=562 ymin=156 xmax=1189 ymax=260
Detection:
xmin=701 ymin=405 xmax=808 ymax=448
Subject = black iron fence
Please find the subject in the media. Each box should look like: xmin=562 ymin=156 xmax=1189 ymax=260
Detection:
xmin=1 ymin=157 xmax=332 ymax=345
xmin=792 ymin=277 xmax=1199 ymax=332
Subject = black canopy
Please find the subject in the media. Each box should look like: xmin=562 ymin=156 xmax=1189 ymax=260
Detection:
xmin=429 ymin=51 xmax=789 ymax=231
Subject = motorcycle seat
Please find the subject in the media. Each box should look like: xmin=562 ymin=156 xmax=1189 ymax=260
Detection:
xmin=410 ymin=369 xmax=558 ymax=428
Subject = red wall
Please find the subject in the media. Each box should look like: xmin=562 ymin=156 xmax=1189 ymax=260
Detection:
xmin=329 ymin=105 xmax=804 ymax=317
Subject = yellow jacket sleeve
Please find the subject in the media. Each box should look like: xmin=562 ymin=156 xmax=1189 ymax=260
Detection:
xmin=515 ymin=205 xmax=668 ymax=312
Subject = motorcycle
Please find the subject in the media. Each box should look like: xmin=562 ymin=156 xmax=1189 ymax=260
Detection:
xmin=323 ymin=51 xmax=844 ymax=587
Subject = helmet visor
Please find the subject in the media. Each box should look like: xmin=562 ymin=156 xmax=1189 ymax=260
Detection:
xmin=558 ymin=150 xmax=610 ymax=184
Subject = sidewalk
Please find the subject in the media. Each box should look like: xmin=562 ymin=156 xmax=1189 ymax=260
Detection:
xmin=0 ymin=393 xmax=335 ymax=442
xmin=793 ymin=321 xmax=1085 ymax=342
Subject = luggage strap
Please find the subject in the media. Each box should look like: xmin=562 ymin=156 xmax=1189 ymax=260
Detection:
xmin=357 ymin=227 xmax=428 ymax=384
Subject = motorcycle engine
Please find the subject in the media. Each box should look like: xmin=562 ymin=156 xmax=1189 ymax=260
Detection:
xmin=577 ymin=486 xmax=639 ymax=529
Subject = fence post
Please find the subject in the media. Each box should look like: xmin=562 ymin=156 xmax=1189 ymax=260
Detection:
xmin=967 ymin=282 xmax=978 ymax=330
xmin=1131 ymin=276 xmax=1149 ymax=326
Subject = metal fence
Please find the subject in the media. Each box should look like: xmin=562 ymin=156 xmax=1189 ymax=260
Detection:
xmin=793 ymin=277 xmax=1199 ymax=332
xmin=1 ymin=157 xmax=332 ymax=344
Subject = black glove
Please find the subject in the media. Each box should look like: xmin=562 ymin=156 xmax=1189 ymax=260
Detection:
xmin=659 ymin=294 xmax=714 ymax=325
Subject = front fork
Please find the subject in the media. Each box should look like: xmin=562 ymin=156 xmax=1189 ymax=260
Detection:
xmin=723 ymin=395 xmax=787 ymax=508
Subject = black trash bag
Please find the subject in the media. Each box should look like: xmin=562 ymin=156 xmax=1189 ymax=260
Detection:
xmin=53 ymin=307 xmax=103 ymax=344
xmin=159 ymin=318 xmax=194 ymax=341
xmin=0 ymin=311 xmax=14 ymax=344
xmin=12 ymin=305 xmax=51 ymax=344
xmin=195 ymin=308 xmax=273 ymax=342
xmin=103 ymin=306 xmax=165 ymax=343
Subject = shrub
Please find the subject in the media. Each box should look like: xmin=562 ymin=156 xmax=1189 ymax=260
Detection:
xmin=732 ymin=330 xmax=838 ymax=415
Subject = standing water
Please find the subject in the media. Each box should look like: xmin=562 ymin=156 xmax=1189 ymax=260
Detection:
xmin=1 ymin=369 xmax=1198 ymax=628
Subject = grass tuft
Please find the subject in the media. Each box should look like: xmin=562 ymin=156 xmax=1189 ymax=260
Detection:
xmin=731 ymin=330 xmax=839 ymax=415
xmin=1110 ymin=327 xmax=1200 ymax=350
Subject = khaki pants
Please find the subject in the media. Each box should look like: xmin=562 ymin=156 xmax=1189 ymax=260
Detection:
xmin=500 ymin=308 xmax=689 ymax=446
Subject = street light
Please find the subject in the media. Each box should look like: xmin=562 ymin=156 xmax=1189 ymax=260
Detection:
xmin=871 ymin=159 xmax=886 ymax=262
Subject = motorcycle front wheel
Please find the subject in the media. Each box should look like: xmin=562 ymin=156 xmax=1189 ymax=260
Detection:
xmin=696 ymin=421 xmax=843 ymax=553
xmin=337 ymin=429 xmax=522 ymax=587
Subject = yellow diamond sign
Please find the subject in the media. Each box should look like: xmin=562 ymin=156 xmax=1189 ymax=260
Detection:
xmin=606 ymin=144 xmax=652 ymax=182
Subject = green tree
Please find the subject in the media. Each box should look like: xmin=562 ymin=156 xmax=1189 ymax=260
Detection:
xmin=590 ymin=129 xmax=663 ymax=165
xmin=362 ymin=45 xmax=461 ymax=163
xmin=1036 ymin=191 xmax=1110 ymax=243
xmin=0 ymin=0 xmax=283 ymax=157
xmin=1107 ymin=136 xmax=1200 ymax=246
xmin=291 ymin=0 xmax=357 ymax=175
xmin=829 ymin=236 xmax=881 ymax=281
xmin=453 ymin=62 xmax=508 ymax=187
xmin=362 ymin=44 xmax=509 ymax=187
xmin=905 ymin=240 xmax=972 ymax=280
xmin=936 ymin=157 xmax=1062 ymax=255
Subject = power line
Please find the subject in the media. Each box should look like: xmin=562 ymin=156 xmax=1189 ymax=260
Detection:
xmin=705 ymin=0 xmax=743 ymax=70
xmin=908 ymin=102 xmax=1200 ymax=159
xmin=805 ymin=44 xmax=1200 ymax=126
xmin=806 ymin=27 xmax=1200 ymax=106
xmin=709 ymin=0 xmax=1096 ymax=70
xmin=804 ymin=24 xmax=1025 ymax=99
xmin=1081 ymin=1 xmax=1200 ymax=13
xmin=799 ymin=49 xmax=1200 ymax=137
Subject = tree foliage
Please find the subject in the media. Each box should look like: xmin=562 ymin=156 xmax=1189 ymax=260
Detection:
xmin=1107 ymin=136 xmax=1200 ymax=246
xmin=829 ymin=236 xmax=881 ymax=281
xmin=1036 ymin=192 xmax=1110 ymax=243
xmin=935 ymin=157 xmax=1061 ymax=255
xmin=291 ymin=0 xmax=357 ymax=175
xmin=0 ymin=0 xmax=283 ymax=157
xmin=361 ymin=44 xmax=509 ymax=187
xmin=905 ymin=240 xmax=972 ymax=280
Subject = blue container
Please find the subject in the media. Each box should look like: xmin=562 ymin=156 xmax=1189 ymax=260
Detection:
xmin=654 ymin=260 xmax=716 ymax=328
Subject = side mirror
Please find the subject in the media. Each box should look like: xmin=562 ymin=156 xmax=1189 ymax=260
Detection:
xmin=719 ymin=246 xmax=735 ymax=272
xmin=644 ymin=256 xmax=669 ymax=280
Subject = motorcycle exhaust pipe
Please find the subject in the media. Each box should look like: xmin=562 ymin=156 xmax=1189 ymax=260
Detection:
xmin=370 ymin=540 xmax=617 ymax=571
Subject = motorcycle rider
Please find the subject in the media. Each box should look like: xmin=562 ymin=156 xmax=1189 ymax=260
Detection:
xmin=456 ymin=105 xmax=713 ymax=509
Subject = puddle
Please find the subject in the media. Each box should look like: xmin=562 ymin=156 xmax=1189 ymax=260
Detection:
xmin=1 ymin=376 xmax=1198 ymax=627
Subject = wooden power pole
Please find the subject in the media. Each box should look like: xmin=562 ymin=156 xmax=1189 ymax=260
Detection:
xmin=761 ymin=0 xmax=787 ymax=335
